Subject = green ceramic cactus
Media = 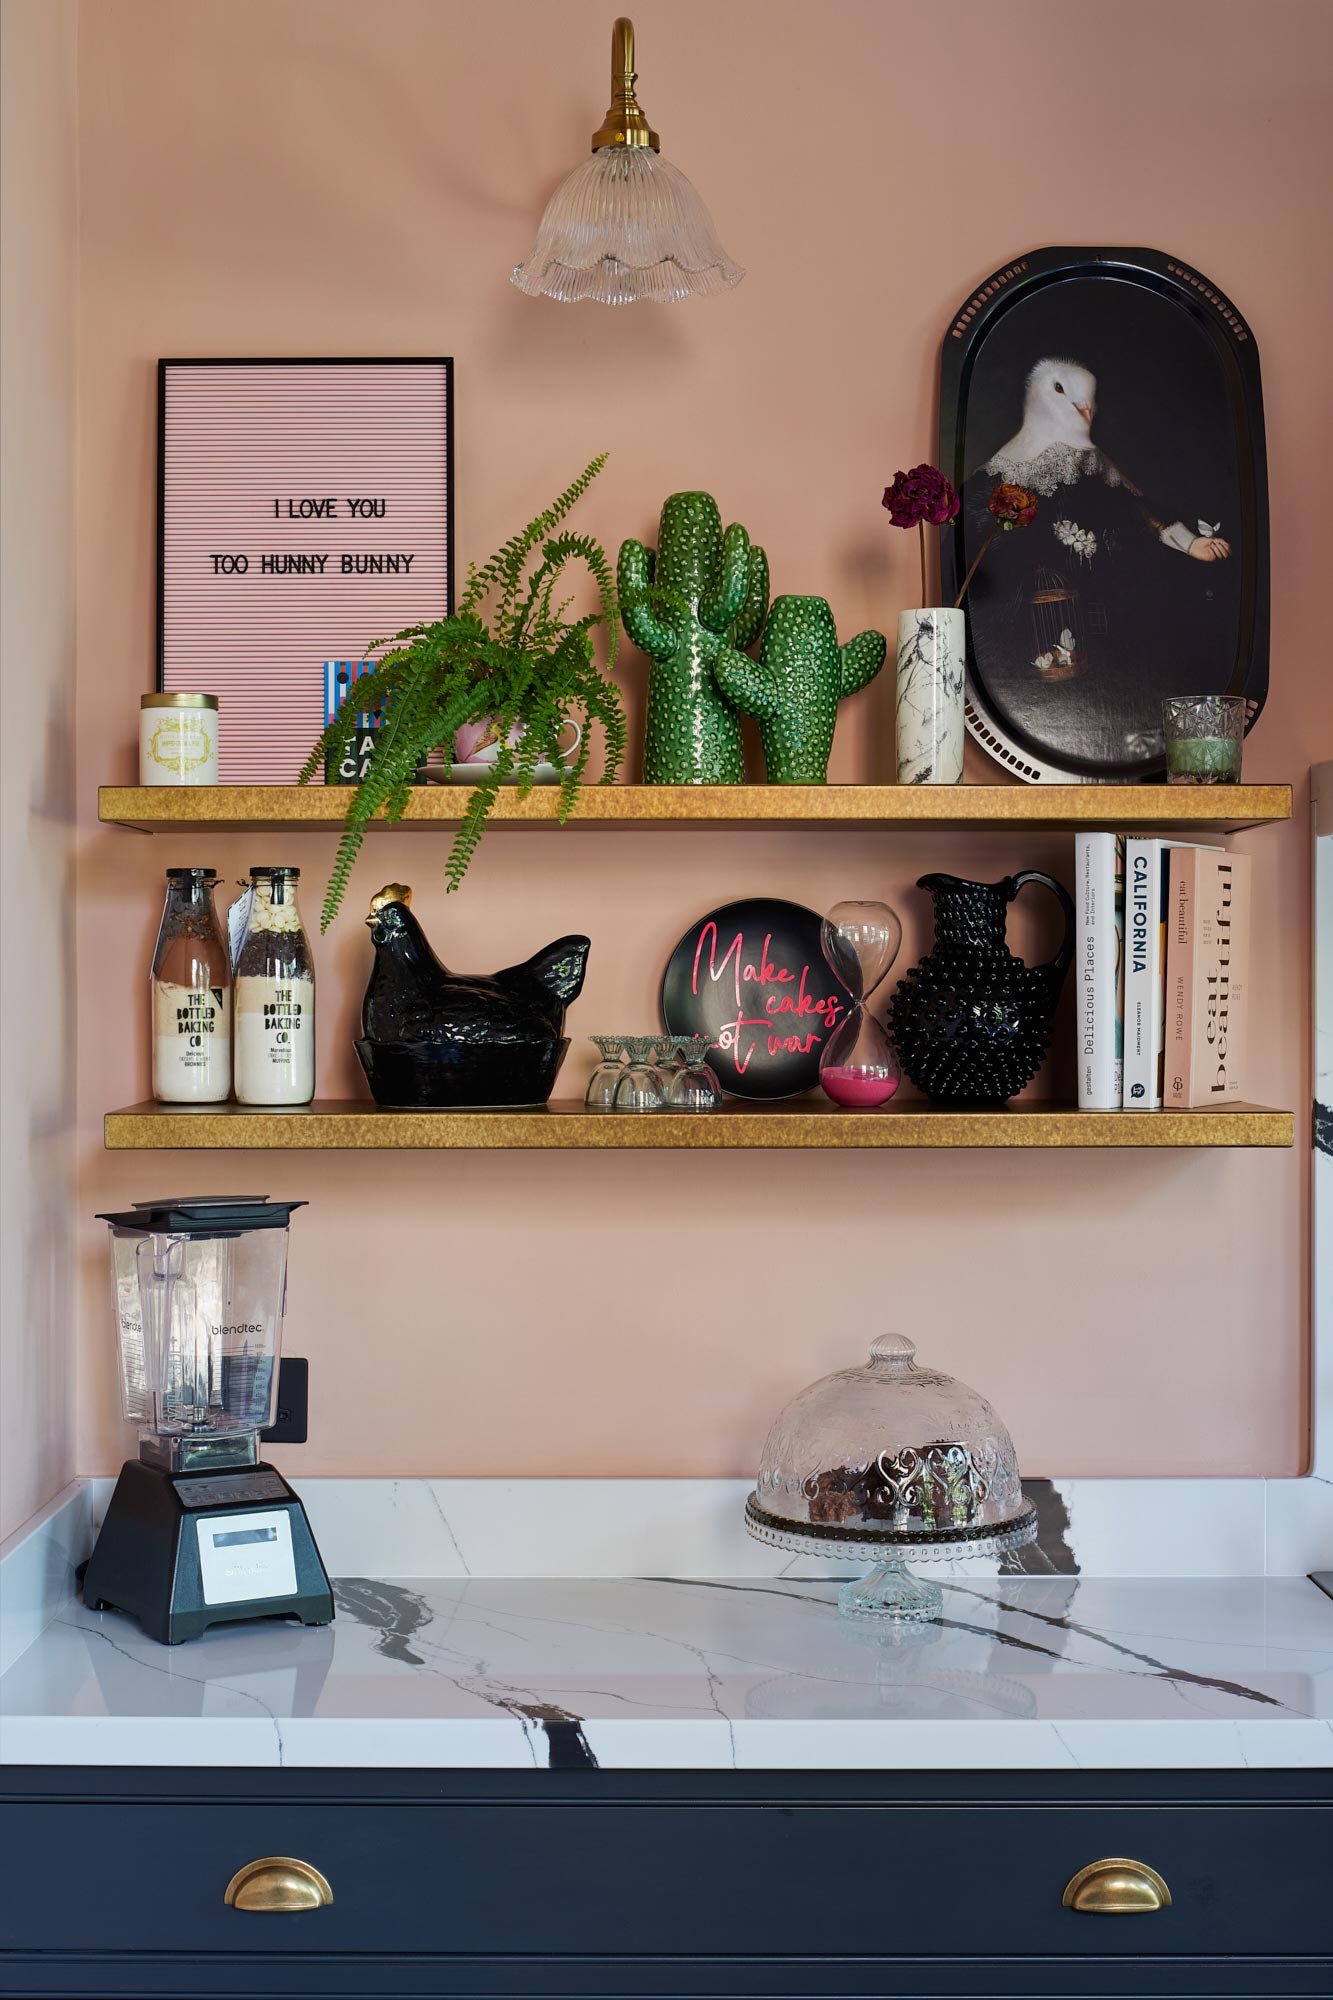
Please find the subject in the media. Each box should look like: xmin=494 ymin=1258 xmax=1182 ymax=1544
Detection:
xmin=619 ymin=492 xmax=768 ymax=784
xmin=714 ymin=596 xmax=886 ymax=785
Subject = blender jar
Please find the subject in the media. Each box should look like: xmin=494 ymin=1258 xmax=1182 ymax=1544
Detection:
xmin=101 ymin=1197 xmax=305 ymax=1471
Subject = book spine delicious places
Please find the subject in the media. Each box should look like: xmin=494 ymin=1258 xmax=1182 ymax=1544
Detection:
xmin=1165 ymin=848 xmax=1251 ymax=1108
xmin=1123 ymin=837 xmax=1223 ymax=1108
xmin=1075 ymin=832 xmax=1124 ymax=1109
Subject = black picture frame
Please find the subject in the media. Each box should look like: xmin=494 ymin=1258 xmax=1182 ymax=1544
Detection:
xmin=938 ymin=249 xmax=1269 ymax=783
xmin=156 ymin=357 xmax=454 ymax=780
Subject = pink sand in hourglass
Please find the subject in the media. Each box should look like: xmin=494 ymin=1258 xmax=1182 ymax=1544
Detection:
xmin=821 ymin=1066 xmax=899 ymax=1108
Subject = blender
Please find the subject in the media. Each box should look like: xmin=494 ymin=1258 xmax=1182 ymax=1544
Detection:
xmin=82 ymin=1196 xmax=334 ymax=1645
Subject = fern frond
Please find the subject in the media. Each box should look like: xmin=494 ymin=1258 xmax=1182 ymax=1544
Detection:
xmin=308 ymin=459 xmax=622 ymax=917
xmin=459 ymin=454 xmax=608 ymax=622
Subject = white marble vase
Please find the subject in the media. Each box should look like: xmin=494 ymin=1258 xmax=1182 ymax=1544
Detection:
xmin=895 ymin=607 xmax=965 ymax=785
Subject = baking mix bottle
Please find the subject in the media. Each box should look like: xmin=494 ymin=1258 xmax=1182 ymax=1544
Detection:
xmin=232 ymin=866 xmax=316 ymax=1105
xmin=150 ymin=868 xmax=232 ymax=1103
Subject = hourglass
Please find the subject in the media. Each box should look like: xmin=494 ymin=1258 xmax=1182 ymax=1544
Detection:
xmin=818 ymin=900 xmax=903 ymax=1108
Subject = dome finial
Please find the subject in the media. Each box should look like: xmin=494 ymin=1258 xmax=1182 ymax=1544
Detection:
xmin=869 ymin=1332 xmax=915 ymax=1365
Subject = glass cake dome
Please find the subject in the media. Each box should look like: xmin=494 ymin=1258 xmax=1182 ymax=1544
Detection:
xmin=746 ymin=1332 xmax=1037 ymax=1622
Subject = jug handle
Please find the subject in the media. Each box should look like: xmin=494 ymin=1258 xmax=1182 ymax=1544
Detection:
xmin=1007 ymin=870 xmax=1076 ymax=979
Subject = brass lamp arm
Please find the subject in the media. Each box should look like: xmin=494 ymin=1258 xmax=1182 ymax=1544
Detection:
xmin=590 ymin=18 xmax=660 ymax=151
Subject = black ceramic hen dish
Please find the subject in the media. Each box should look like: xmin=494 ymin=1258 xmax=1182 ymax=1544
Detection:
xmin=355 ymin=883 xmax=590 ymax=1109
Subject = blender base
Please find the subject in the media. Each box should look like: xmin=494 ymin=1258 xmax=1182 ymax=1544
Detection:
xmin=82 ymin=1457 xmax=334 ymax=1647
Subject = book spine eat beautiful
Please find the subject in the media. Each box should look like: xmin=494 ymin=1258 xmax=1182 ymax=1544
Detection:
xmin=1164 ymin=848 xmax=1250 ymax=1108
xmin=1075 ymin=832 xmax=1124 ymax=1109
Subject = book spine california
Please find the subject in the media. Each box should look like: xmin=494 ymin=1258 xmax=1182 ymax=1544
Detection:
xmin=1075 ymin=832 xmax=1124 ymax=1109
xmin=1123 ymin=837 xmax=1164 ymax=1106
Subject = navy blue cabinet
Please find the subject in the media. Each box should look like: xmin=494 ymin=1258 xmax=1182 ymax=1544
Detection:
xmin=1 ymin=1768 xmax=1329 ymax=1997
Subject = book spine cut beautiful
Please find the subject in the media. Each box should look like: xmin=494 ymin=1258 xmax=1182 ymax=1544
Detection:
xmin=1104 ymin=832 xmax=1112 ymax=1104
xmin=1076 ymin=832 xmax=1123 ymax=1109
xmin=1165 ymin=846 xmax=1201 ymax=1108
xmin=1112 ymin=834 xmax=1126 ymax=1104
xmin=1123 ymin=837 xmax=1164 ymax=1107
xmin=1187 ymin=851 xmax=1251 ymax=1105
xmin=1124 ymin=840 xmax=1225 ymax=1108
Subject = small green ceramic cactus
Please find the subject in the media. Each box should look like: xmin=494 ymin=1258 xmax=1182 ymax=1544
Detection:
xmin=619 ymin=492 xmax=768 ymax=784
xmin=714 ymin=595 xmax=887 ymax=784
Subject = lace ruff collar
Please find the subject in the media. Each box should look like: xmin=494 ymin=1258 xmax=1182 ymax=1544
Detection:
xmin=983 ymin=442 xmax=1123 ymax=498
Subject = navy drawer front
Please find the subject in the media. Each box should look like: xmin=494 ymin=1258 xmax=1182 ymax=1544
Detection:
xmin=6 ymin=1950 xmax=1333 ymax=2000
xmin=3 ymin=1795 xmax=1331 ymax=1963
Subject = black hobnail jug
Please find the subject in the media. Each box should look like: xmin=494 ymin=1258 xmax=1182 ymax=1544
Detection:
xmin=888 ymin=872 xmax=1075 ymax=1104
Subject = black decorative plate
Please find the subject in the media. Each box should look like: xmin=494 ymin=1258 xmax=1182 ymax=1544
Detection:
xmin=939 ymin=246 xmax=1269 ymax=782
xmin=660 ymin=897 xmax=852 ymax=1100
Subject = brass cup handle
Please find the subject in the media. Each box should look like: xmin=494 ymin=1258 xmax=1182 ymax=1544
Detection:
xmin=1063 ymin=1857 xmax=1171 ymax=1914
xmin=224 ymin=1857 xmax=333 ymax=1912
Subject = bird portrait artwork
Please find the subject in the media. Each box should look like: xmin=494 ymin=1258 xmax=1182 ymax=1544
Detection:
xmin=940 ymin=248 xmax=1267 ymax=781
xmin=982 ymin=358 xmax=1233 ymax=570
xmin=354 ymin=884 xmax=591 ymax=1108
xmin=956 ymin=350 xmax=1241 ymax=770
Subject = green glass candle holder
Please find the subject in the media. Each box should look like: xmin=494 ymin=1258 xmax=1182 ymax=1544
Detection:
xmin=1162 ymin=695 xmax=1245 ymax=785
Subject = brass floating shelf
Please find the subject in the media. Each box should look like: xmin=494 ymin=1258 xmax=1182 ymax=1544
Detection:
xmin=98 ymin=783 xmax=1293 ymax=836
xmin=104 ymin=1098 xmax=1294 ymax=1152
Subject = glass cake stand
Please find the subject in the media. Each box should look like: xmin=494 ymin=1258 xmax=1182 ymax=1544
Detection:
xmin=744 ymin=1332 xmax=1038 ymax=1622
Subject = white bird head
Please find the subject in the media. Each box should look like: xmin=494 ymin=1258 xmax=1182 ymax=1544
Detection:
xmin=1022 ymin=358 xmax=1098 ymax=447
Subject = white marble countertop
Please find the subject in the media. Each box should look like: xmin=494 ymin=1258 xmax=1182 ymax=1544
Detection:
xmin=2 ymin=1573 xmax=1330 ymax=1770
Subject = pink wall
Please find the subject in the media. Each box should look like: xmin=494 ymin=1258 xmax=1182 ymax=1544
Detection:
xmin=74 ymin=0 xmax=1332 ymax=1481
xmin=1 ymin=0 xmax=78 ymax=1542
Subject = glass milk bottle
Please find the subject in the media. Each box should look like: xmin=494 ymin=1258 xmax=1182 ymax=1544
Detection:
xmin=151 ymin=868 xmax=232 ymax=1103
xmin=232 ymin=866 xmax=316 ymax=1105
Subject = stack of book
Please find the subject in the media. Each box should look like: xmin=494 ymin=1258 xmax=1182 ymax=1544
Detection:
xmin=1075 ymin=833 xmax=1251 ymax=1111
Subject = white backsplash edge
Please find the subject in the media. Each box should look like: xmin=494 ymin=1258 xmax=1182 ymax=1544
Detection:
xmin=292 ymin=1474 xmax=1309 ymax=1583
xmin=0 ymin=1479 xmax=97 ymax=1677
xmin=4 ymin=1470 xmax=1328 ymax=1678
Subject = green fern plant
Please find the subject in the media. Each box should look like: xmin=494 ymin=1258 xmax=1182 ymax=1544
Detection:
xmin=300 ymin=455 xmax=625 ymax=929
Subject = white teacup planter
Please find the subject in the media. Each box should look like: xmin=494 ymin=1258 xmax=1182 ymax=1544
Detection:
xmin=446 ymin=716 xmax=583 ymax=785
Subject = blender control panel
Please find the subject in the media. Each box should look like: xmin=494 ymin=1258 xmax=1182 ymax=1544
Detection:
xmin=196 ymin=1509 xmax=298 ymax=1605
xmin=174 ymin=1470 xmax=291 ymax=1511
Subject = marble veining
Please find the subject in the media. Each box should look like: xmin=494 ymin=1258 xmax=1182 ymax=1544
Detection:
xmin=2 ymin=1573 xmax=1328 ymax=1771
xmin=896 ymin=610 xmax=966 ymax=785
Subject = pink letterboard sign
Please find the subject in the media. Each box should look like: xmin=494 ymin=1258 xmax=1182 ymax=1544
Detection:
xmin=158 ymin=359 xmax=454 ymax=781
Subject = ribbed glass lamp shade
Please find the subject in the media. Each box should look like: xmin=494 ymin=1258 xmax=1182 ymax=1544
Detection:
xmin=512 ymin=146 xmax=744 ymax=305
